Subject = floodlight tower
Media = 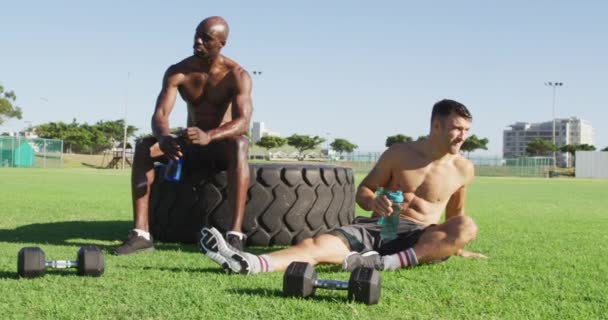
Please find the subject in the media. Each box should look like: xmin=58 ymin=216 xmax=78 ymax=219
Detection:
xmin=544 ymin=81 xmax=563 ymax=167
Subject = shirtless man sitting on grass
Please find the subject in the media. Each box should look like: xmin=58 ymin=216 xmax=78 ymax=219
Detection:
xmin=200 ymin=99 xmax=486 ymax=274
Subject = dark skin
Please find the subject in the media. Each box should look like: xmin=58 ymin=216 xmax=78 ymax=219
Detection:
xmin=131 ymin=16 xmax=252 ymax=233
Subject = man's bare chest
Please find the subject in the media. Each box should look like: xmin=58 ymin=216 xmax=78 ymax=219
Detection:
xmin=391 ymin=165 xmax=463 ymax=204
xmin=178 ymin=73 xmax=234 ymax=106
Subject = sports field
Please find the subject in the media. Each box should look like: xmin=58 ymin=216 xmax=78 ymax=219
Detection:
xmin=0 ymin=168 xmax=606 ymax=319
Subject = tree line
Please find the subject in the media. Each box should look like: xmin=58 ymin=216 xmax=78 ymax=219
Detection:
xmin=34 ymin=119 xmax=138 ymax=154
xmin=255 ymin=133 xmax=492 ymax=160
xmin=3 ymin=85 xmax=607 ymax=157
xmin=525 ymin=138 xmax=602 ymax=166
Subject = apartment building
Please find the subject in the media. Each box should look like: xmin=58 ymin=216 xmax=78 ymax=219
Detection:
xmin=503 ymin=117 xmax=594 ymax=166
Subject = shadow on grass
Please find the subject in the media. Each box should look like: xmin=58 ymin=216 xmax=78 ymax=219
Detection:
xmin=232 ymin=288 xmax=349 ymax=303
xmin=0 ymin=271 xmax=18 ymax=279
xmin=140 ymin=266 xmax=228 ymax=274
xmin=0 ymin=268 xmax=100 ymax=280
xmin=81 ymin=162 xmax=106 ymax=169
xmin=0 ymin=220 xmax=198 ymax=254
xmin=0 ymin=220 xmax=130 ymax=247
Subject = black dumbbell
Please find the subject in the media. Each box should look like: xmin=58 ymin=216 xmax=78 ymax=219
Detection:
xmin=283 ymin=261 xmax=381 ymax=305
xmin=17 ymin=246 xmax=105 ymax=278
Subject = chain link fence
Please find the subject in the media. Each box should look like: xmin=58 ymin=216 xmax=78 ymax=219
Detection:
xmin=327 ymin=151 xmax=554 ymax=177
xmin=0 ymin=136 xmax=63 ymax=168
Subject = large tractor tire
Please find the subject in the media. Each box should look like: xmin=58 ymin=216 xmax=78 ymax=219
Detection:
xmin=149 ymin=163 xmax=355 ymax=246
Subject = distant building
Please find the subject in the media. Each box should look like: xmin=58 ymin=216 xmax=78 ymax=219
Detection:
xmin=503 ymin=117 xmax=594 ymax=166
xmin=7 ymin=128 xmax=38 ymax=139
xmin=250 ymin=121 xmax=280 ymax=143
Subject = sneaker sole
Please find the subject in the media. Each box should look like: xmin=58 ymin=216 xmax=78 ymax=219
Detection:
xmin=342 ymin=251 xmax=381 ymax=271
xmin=113 ymin=246 xmax=155 ymax=256
xmin=200 ymin=227 xmax=250 ymax=274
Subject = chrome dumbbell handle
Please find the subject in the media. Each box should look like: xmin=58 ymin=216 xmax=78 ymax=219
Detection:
xmin=45 ymin=260 xmax=78 ymax=269
xmin=314 ymin=279 xmax=349 ymax=290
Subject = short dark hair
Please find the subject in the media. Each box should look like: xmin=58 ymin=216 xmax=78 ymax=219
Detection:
xmin=431 ymin=99 xmax=472 ymax=123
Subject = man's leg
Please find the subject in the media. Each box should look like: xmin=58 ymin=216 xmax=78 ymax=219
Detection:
xmin=222 ymin=136 xmax=250 ymax=249
xmin=115 ymin=137 xmax=163 ymax=255
xmin=382 ymin=215 xmax=478 ymax=270
xmin=200 ymin=227 xmax=351 ymax=274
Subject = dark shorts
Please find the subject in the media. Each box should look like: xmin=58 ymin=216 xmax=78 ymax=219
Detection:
xmin=147 ymin=136 xmax=233 ymax=172
xmin=180 ymin=140 xmax=231 ymax=172
xmin=329 ymin=216 xmax=429 ymax=255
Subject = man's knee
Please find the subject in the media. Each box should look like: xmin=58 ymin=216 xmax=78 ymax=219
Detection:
xmin=296 ymin=237 xmax=317 ymax=250
xmin=228 ymin=136 xmax=249 ymax=155
xmin=297 ymin=235 xmax=333 ymax=250
xmin=134 ymin=137 xmax=157 ymax=159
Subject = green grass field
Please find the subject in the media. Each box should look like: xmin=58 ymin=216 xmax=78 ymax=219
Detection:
xmin=0 ymin=168 xmax=607 ymax=319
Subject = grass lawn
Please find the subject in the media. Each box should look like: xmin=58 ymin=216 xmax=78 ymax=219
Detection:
xmin=0 ymin=168 xmax=607 ymax=319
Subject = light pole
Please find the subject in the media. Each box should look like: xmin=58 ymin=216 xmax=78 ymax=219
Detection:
xmin=122 ymin=72 xmax=131 ymax=170
xmin=545 ymin=82 xmax=563 ymax=167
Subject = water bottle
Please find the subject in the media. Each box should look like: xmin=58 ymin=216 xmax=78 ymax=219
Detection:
xmin=163 ymin=127 xmax=185 ymax=183
xmin=378 ymin=188 xmax=404 ymax=242
xmin=164 ymin=158 xmax=183 ymax=182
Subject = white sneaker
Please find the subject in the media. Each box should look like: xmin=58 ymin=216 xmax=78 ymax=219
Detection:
xmin=199 ymin=227 xmax=251 ymax=274
xmin=342 ymin=251 xmax=384 ymax=271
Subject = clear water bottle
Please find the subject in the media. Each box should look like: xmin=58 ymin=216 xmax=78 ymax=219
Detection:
xmin=378 ymin=188 xmax=404 ymax=242
xmin=164 ymin=158 xmax=183 ymax=182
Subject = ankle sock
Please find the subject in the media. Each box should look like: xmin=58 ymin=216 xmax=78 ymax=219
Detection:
xmin=226 ymin=231 xmax=246 ymax=240
xmin=382 ymin=248 xmax=418 ymax=271
xmin=243 ymin=253 xmax=274 ymax=274
xmin=133 ymin=228 xmax=151 ymax=241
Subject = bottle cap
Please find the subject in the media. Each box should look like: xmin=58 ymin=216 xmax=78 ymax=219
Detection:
xmin=385 ymin=190 xmax=404 ymax=203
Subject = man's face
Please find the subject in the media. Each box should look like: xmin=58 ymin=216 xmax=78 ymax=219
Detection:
xmin=193 ymin=24 xmax=225 ymax=59
xmin=436 ymin=113 xmax=471 ymax=154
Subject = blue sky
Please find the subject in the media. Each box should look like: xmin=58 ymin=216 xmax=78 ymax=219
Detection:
xmin=1 ymin=0 xmax=607 ymax=154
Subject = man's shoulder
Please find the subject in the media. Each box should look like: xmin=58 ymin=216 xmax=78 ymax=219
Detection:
xmin=167 ymin=56 xmax=196 ymax=73
xmin=222 ymin=57 xmax=249 ymax=80
xmin=379 ymin=142 xmax=420 ymax=166
xmin=453 ymin=155 xmax=474 ymax=180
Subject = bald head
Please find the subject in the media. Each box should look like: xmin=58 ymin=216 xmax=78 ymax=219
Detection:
xmin=197 ymin=16 xmax=230 ymax=43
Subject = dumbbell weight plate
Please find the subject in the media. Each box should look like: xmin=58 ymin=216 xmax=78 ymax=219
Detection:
xmin=17 ymin=247 xmax=46 ymax=278
xmin=283 ymin=261 xmax=317 ymax=298
xmin=347 ymin=267 xmax=381 ymax=305
xmin=77 ymin=246 xmax=105 ymax=277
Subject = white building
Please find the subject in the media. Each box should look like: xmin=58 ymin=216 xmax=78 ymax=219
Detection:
xmin=250 ymin=121 xmax=280 ymax=143
xmin=503 ymin=117 xmax=594 ymax=166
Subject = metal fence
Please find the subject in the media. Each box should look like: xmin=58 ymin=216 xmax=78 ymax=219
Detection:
xmin=575 ymin=151 xmax=608 ymax=178
xmin=470 ymin=156 xmax=554 ymax=177
xmin=0 ymin=136 xmax=63 ymax=168
xmin=329 ymin=152 xmax=554 ymax=177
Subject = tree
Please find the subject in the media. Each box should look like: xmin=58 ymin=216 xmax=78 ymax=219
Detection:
xmin=36 ymin=118 xmax=138 ymax=153
xmin=460 ymin=135 xmax=489 ymax=157
xmin=602 ymin=146 xmax=608 ymax=152
xmin=94 ymin=119 xmax=137 ymax=145
xmin=417 ymin=135 xmax=428 ymax=141
xmin=0 ymin=85 xmax=23 ymax=125
xmin=526 ymin=138 xmax=556 ymax=156
xmin=385 ymin=134 xmax=412 ymax=147
xmin=286 ymin=134 xmax=325 ymax=160
xmin=560 ymin=144 xmax=596 ymax=167
xmin=256 ymin=135 xmax=287 ymax=158
xmin=577 ymin=144 xmax=596 ymax=152
xmin=330 ymin=138 xmax=358 ymax=158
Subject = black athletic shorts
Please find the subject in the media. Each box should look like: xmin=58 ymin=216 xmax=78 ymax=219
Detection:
xmin=329 ymin=216 xmax=429 ymax=255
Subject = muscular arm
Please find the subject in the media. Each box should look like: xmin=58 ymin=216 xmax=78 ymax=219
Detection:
xmin=445 ymin=161 xmax=474 ymax=220
xmin=206 ymin=69 xmax=253 ymax=141
xmin=152 ymin=67 xmax=182 ymax=139
xmin=356 ymin=148 xmax=394 ymax=212
xmin=445 ymin=186 xmax=467 ymax=220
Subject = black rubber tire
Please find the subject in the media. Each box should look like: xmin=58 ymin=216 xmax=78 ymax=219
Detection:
xmin=149 ymin=163 xmax=355 ymax=246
